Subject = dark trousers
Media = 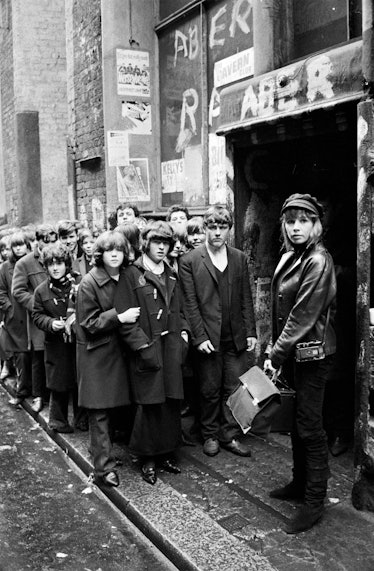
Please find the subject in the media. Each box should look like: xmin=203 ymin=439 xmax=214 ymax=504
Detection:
xmin=197 ymin=348 xmax=249 ymax=443
xmin=31 ymin=349 xmax=47 ymax=399
xmin=287 ymin=355 xmax=334 ymax=506
xmin=14 ymin=351 xmax=32 ymax=399
xmin=49 ymin=390 xmax=71 ymax=430
xmin=49 ymin=386 xmax=86 ymax=430
xmin=88 ymin=409 xmax=117 ymax=478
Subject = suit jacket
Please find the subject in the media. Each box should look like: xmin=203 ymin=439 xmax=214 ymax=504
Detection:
xmin=179 ymin=245 xmax=256 ymax=352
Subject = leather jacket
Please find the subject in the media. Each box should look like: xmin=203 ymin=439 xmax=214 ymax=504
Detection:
xmin=269 ymin=242 xmax=336 ymax=368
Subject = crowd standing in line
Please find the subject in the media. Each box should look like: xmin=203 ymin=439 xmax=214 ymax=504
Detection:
xmin=0 ymin=196 xmax=340 ymax=534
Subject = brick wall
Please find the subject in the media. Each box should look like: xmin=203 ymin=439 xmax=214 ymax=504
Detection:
xmin=71 ymin=0 xmax=106 ymax=230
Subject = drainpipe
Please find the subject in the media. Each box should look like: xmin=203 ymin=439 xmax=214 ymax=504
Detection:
xmin=352 ymin=0 xmax=374 ymax=511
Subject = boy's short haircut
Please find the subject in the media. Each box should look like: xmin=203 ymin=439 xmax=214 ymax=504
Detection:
xmin=35 ymin=224 xmax=57 ymax=242
xmin=166 ymin=204 xmax=189 ymax=222
xmin=116 ymin=203 xmax=140 ymax=218
xmin=186 ymin=216 xmax=204 ymax=235
xmin=203 ymin=206 xmax=233 ymax=229
xmin=57 ymin=220 xmax=78 ymax=239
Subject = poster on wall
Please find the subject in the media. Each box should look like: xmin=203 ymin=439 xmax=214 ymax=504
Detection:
xmin=117 ymin=49 xmax=150 ymax=98
xmin=214 ymin=47 xmax=254 ymax=88
xmin=161 ymin=159 xmax=185 ymax=194
xmin=121 ymin=101 xmax=152 ymax=134
xmin=117 ymin=159 xmax=150 ymax=202
xmin=107 ymin=131 xmax=129 ymax=167
xmin=209 ymin=133 xmax=227 ymax=204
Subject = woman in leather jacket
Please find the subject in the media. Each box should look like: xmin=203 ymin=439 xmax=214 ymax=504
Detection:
xmin=265 ymin=193 xmax=336 ymax=534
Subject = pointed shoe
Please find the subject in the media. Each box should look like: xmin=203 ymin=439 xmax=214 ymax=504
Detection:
xmin=142 ymin=461 xmax=157 ymax=485
xmin=101 ymin=471 xmax=119 ymax=487
xmin=160 ymin=458 xmax=181 ymax=474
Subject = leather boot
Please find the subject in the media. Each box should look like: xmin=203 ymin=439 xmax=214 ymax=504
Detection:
xmin=269 ymin=480 xmax=304 ymax=502
xmin=284 ymin=503 xmax=324 ymax=534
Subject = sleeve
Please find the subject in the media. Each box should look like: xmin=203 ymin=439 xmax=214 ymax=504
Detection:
xmin=12 ymin=260 xmax=34 ymax=312
xmin=0 ymin=265 xmax=12 ymax=313
xmin=77 ymin=277 xmax=121 ymax=335
xmin=31 ymin=287 xmax=56 ymax=333
xmin=178 ymin=255 xmax=208 ymax=347
xmin=270 ymin=254 xmax=333 ymax=367
xmin=114 ymin=269 xmax=149 ymax=351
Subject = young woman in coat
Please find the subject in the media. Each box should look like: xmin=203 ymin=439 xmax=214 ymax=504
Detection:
xmin=0 ymin=231 xmax=31 ymax=406
xmin=114 ymin=220 xmax=189 ymax=485
xmin=75 ymin=231 xmax=140 ymax=488
xmin=264 ymin=193 xmax=336 ymax=534
xmin=32 ymin=242 xmax=83 ymax=433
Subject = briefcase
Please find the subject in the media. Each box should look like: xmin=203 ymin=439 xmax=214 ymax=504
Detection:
xmin=226 ymin=366 xmax=281 ymax=435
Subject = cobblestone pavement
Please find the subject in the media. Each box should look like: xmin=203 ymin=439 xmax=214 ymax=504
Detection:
xmin=2 ymin=377 xmax=373 ymax=571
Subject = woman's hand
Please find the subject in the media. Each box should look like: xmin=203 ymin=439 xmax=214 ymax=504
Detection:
xmin=52 ymin=319 xmax=65 ymax=332
xmin=263 ymin=358 xmax=278 ymax=376
xmin=118 ymin=307 xmax=140 ymax=323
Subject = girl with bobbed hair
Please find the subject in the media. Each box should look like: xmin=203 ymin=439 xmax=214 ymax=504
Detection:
xmin=92 ymin=229 xmax=130 ymax=267
xmin=32 ymin=242 xmax=84 ymax=433
xmin=75 ymin=230 xmax=140 ymax=487
xmin=264 ymin=193 xmax=337 ymax=534
xmin=114 ymin=220 xmax=188 ymax=485
xmin=0 ymin=231 xmax=31 ymax=405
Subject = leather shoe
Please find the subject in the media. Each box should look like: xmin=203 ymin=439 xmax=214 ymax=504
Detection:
xmin=31 ymin=397 xmax=43 ymax=413
xmin=101 ymin=471 xmax=119 ymax=487
xmin=269 ymin=481 xmax=304 ymax=502
xmin=160 ymin=458 xmax=181 ymax=474
xmin=284 ymin=504 xmax=324 ymax=534
xmin=221 ymin=439 xmax=251 ymax=457
xmin=9 ymin=396 xmax=23 ymax=407
xmin=142 ymin=461 xmax=157 ymax=485
xmin=203 ymin=438 xmax=220 ymax=456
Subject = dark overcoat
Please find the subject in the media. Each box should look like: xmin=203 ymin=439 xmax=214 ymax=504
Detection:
xmin=178 ymin=245 xmax=256 ymax=351
xmin=270 ymin=242 xmax=337 ymax=368
xmin=0 ymin=260 xmax=28 ymax=353
xmin=12 ymin=249 xmax=47 ymax=351
xmin=114 ymin=258 xmax=186 ymax=405
xmin=75 ymin=266 xmax=130 ymax=409
xmin=32 ymin=279 xmax=76 ymax=392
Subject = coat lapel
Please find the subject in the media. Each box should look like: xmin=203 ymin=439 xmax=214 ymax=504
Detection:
xmin=201 ymin=246 xmax=218 ymax=284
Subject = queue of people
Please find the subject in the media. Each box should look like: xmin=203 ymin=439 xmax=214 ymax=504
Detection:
xmin=0 ymin=195 xmax=339 ymax=535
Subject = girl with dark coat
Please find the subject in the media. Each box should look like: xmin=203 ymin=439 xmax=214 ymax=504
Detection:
xmin=264 ymin=193 xmax=336 ymax=534
xmin=114 ymin=220 xmax=189 ymax=485
xmin=32 ymin=242 xmax=84 ymax=433
xmin=0 ymin=231 xmax=31 ymax=406
xmin=75 ymin=231 xmax=140 ymax=487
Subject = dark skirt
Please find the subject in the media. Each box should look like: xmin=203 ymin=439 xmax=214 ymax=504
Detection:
xmin=129 ymin=398 xmax=182 ymax=457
